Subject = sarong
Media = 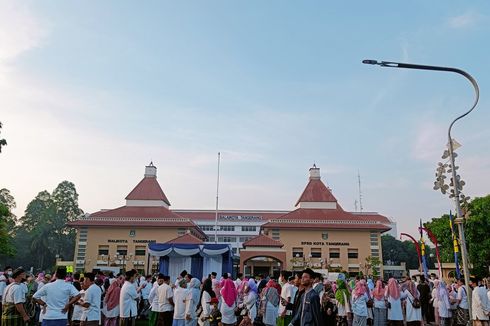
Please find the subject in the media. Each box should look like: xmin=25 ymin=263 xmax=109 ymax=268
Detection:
xmin=1 ymin=302 xmax=23 ymax=326
xmin=353 ymin=315 xmax=367 ymax=326
xmin=456 ymin=308 xmax=469 ymax=326
xmin=373 ymin=308 xmax=387 ymax=326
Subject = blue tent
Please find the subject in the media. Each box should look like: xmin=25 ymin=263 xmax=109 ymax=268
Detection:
xmin=148 ymin=243 xmax=232 ymax=281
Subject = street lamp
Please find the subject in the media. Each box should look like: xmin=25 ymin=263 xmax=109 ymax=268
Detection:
xmin=363 ymin=59 xmax=479 ymax=319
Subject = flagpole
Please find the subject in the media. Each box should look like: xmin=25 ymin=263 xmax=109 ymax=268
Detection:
xmin=214 ymin=152 xmax=221 ymax=244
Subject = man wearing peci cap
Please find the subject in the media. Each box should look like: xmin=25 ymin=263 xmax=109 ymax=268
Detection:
xmin=1 ymin=268 xmax=30 ymax=326
xmin=289 ymin=268 xmax=322 ymax=326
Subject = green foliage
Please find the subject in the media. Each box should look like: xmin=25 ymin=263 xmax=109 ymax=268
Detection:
xmin=1 ymin=182 xmax=83 ymax=271
xmin=0 ymin=121 xmax=6 ymax=153
xmin=424 ymin=195 xmax=490 ymax=278
xmin=382 ymin=234 xmax=420 ymax=269
xmin=0 ymin=203 xmax=15 ymax=256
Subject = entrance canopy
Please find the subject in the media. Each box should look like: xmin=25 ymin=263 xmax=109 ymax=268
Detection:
xmin=148 ymin=243 xmax=232 ymax=281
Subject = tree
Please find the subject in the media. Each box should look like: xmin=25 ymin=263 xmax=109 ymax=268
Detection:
xmin=0 ymin=203 xmax=15 ymax=257
xmin=0 ymin=121 xmax=6 ymax=153
xmin=424 ymin=195 xmax=490 ymax=278
xmin=0 ymin=188 xmax=17 ymax=228
xmin=381 ymin=235 xmax=420 ymax=270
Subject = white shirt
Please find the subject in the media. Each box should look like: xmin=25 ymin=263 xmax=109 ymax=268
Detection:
xmin=0 ymin=275 xmax=8 ymax=298
xmin=33 ymin=279 xmax=79 ymax=320
xmin=140 ymin=280 xmax=150 ymax=300
xmin=403 ymin=289 xmax=422 ymax=322
xmin=149 ymin=282 xmax=160 ymax=312
xmin=173 ymin=287 xmax=188 ymax=320
xmin=82 ymin=284 xmax=102 ymax=321
xmin=278 ymin=283 xmax=292 ymax=314
xmin=158 ymin=283 xmax=174 ymax=312
xmin=119 ymin=281 xmax=139 ymax=318
xmin=2 ymin=283 xmax=25 ymax=304
xmin=472 ymin=286 xmax=490 ymax=320
xmin=72 ymin=290 xmax=85 ymax=321
xmin=458 ymin=286 xmax=469 ymax=309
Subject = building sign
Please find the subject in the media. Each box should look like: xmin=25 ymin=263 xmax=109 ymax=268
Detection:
xmin=300 ymin=241 xmax=350 ymax=246
xmin=219 ymin=215 xmax=262 ymax=221
xmin=129 ymin=230 xmax=136 ymax=237
xmin=108 ymin=239 xmax=156 ymax=243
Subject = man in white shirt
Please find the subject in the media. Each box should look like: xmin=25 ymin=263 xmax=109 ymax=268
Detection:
xmin=33 ymin=267 xmax=80 ymax=326
xmin=172 ymin=280 xmax=187 ymax=326
xmin=148 ymin=274 xmax=165 ymax=326
xmin=278 ymin=276 xmax=295 ymax=326
xmin=234 ymin=273 xmax=243 ymax=290
xmin=472 ymin=278 xmax=490 ymax=324
xmin=157 ymin=276 xmax=174 ymax=326
xmin=80 ymin=273 xmax=101 ymax=326
xmin=456 ymin=278 xmax=470 ymax=326
xmin=119 ymin=270 xmax=145 ymax=326
xmin=0 ymin=266 xmax=13 ymax=322
xmin=1 ymin=267 xmax=30 ymax=325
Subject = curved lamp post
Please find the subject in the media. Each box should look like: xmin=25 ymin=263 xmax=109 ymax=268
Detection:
xmin=363 ymin=59 xmax=479 ymax=319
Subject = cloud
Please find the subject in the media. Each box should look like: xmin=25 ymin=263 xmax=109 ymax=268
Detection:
xmin=411 ymin=121 xmax=446 ymax=162
xmin=0 ymin=1 xmax=47 ymax=63
xmin=448 ymin=10 xmax=483 ymax=29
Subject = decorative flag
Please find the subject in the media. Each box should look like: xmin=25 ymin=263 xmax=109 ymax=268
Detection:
xmin=449 ymin=211 xmax=461 ymax=279
xmin=420 ymin=219 xmax=429 ymax=278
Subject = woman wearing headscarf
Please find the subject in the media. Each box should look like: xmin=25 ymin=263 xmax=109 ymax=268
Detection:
xmin=259 ymin=280 xmax=279 ymax=326
xmin=103 ymin=275 xmax=123 ymax=326
xmin=198 ymin=278 xmax=216 ymax=326
xmin=242 ymin=279 xmax=257 ymax=322
xmin=336 ymin=278 xmax=351 ymax=326
xmin=432 ymin=279 xmax=441 ymax=326
xmin=185 ymin=278 xmax=201 ymax=326
xmin=321 ymin=281 xmax=337 ymax=326
xmin=385 ymin=278 xmax=403 ymax=326
xmin=436 ymin=281 xmax=452 ymax=326
xmin=401 ymin=277 xmax=422 ymax=326
xmin=371 ymin=280 xmax=386 ymax=326
xmin=351 ymin=281 xmax=369 ymax=326
xmin=220 ymin=278 xmax=238 ymax=326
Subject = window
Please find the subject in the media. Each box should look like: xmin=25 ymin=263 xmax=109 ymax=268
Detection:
xmin=241 ymin=226 xmax=256 ymax=232
xmin=232 ymin=248 xmax=238 ymax=254
xmin=311 ymin=248 xmax=322 ymax=258
xmin=177 ymin=228 xmax=186 ymax=236
xmin=208 ymin=236 xmax=215 ymax=242
xmin=220 ymin=226 xmax=235 ymax=232
xmin=78 ymin=244 xmax=86 ymax=249
xmin=200 ymin=225 xmax=215 ymax=231
xmin=116 ymin=246 xmax=128 ymax=256
xmin=292 ymin=247 xmax=303 ymax=258
xmin=348 ymin=267 xmax=360 ymax=278
xmin=348 ymin=249 xmax=358 ymax=259
xmin=135 ymin=246 xmax=146 ymax=256
xmin=370 ymin=240 xmax=379 ymax=246
xmin=271 ymin=229 xmax=280 ymax=240
xmin=218 ymin=236 xmax=236 ymax=243
xmin=98 ymin=246 xmax=109 ymax=256
xmin=329 ymin=249 xmax=340 ymax=259
xmin=239 ymin=236 xmax=253 ymax=242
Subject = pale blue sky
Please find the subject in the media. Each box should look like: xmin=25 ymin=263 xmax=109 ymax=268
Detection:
xmin=1 ymin=0 xmax=489 ymax=236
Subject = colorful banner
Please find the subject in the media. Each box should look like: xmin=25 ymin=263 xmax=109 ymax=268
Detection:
xmin=449 ymin=211 xmax=461 ymax=279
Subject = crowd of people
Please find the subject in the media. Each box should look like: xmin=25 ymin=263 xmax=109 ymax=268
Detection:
xmin=1 ymin=265 xmax=490 ymax=326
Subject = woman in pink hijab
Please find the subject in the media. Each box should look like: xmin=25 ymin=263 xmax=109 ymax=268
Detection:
xmin=371 ymin=280 xmax=387 ymax=326
xmin=220 ymin=277 xmax=238 ymax=326
xmin=385 ymin=278 xmax=403 ymax=326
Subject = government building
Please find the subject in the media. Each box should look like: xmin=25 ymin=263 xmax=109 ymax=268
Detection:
xmin=68 ymin=163 xmax=392 ymax=277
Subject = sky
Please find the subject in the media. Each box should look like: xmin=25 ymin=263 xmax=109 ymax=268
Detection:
xmin=1 ymin=0 xmax=489 ymax=237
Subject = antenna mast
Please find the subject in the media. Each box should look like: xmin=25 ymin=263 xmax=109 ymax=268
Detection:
xmin=214 ymin=152 xmax=221 ymax=243
xmin=358 ymin=170 xmax=363 ymax=212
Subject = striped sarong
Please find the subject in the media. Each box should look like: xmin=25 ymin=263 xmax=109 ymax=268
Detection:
xmin=373 ymin=308 xmax=387 ymax=326
xmin=353 ymin=315 xmax=367 ymax=326
xmin=1 ymin=302 xmax=23 ymax=326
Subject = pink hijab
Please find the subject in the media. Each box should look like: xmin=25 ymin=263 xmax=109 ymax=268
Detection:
xmin=221 ymin=278 xmax=237 ymax=307
xmin=372 ymin=280 xmax=385 ymax=300
xmin=353 ymin=280 xmax=367 ymax=298
xmin=386 ymin=278 xmax=400 ymax=300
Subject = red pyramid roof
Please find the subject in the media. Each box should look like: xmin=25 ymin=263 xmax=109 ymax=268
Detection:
xmin=243 ymin=234 xmax=284 ymax=248
xmin=295 ymin=179 xmax=337 ymax=206
xmin=166 ymin=233 xmax=204 ymax=244
xmin=125 ymin=177 xmax=170 ymax=205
